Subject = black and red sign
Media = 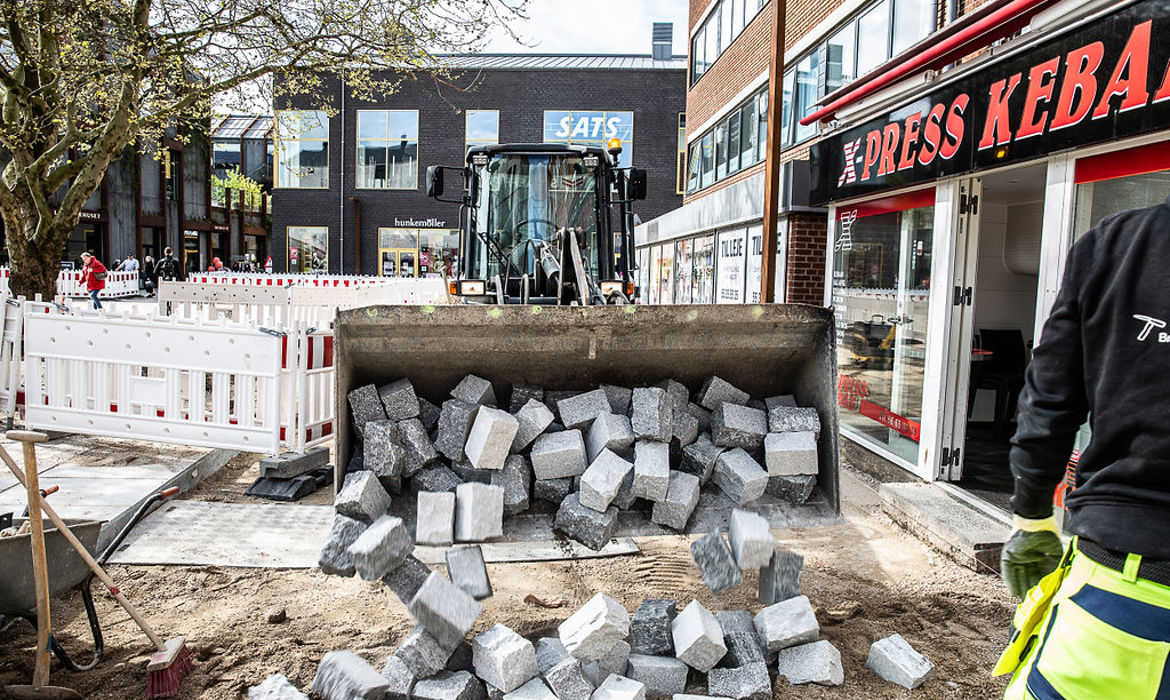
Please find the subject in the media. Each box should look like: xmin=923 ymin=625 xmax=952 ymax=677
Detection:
xmin=811 ymin=0 xmax=1170 ymax=203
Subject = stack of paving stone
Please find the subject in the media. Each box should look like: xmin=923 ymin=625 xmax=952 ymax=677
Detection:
xmin=251 ymin=591 xmax=934 ymax=698
xmin=345 ymin=373 xmax=822 ymax=551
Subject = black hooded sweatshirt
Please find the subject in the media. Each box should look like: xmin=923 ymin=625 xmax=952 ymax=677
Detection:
xmin=1011 ymin=196 xmax=1170 ymax=559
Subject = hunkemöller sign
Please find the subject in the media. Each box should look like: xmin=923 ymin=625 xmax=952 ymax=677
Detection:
xmin=810 ymin=1 xmax=1170 ymax=203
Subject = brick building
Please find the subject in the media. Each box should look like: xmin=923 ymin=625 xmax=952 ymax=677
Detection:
xmin=642 ymin=0 xmax=1170 ymax=501
xmin=271 ymin=31 xmax=687 ymax=276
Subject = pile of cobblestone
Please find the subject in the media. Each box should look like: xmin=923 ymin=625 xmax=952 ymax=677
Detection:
xmin=341 ymin=374 xmax=823 ymax=550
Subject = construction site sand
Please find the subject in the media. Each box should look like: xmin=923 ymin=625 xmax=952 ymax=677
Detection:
xmin=0 ymin=456 xmax=1014 ymax=699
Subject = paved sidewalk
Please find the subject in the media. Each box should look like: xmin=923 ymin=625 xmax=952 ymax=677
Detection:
xmin=0 ymin=433 xmax=235 ymax=551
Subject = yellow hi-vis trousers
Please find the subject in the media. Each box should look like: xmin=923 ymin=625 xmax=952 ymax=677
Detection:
xmin=1001 ymin=544 xmax=1170 ymax=699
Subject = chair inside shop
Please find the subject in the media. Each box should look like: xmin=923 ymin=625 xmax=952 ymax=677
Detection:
xmin=974 ymin=328 xmax=1028 ymax=438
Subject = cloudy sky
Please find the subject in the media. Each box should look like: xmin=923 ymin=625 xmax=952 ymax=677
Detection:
xmin=483 ymin=0 xmax=689 ymax=55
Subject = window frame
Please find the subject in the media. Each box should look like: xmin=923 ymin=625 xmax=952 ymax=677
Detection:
xmin=274 ymin=110 xmax=329 ymax=190
xmin=354 ymin=109 xmax=420 ymax=191
xmin=689 ymin=0 xmax=769 ymax=87
xmin=465 ymin=109 xmax=500 ymax=154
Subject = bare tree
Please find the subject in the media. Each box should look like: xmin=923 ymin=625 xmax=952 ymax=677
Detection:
xmin=0 ymin=0 xmax=525 ymax=298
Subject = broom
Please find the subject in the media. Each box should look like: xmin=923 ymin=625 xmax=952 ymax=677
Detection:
xmin=0 ymin=437 xmax=192 ymax=697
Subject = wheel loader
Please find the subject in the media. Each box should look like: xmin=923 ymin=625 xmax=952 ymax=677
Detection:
xmin=424 ymin=140 xmax=645 ymax=305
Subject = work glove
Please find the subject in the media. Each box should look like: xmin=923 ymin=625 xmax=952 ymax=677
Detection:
xmin=1000 ymin=515 xmax=1064 ymax=598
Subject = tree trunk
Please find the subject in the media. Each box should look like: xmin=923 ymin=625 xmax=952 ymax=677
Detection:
xmin=6 ymin=215 xmax=70 ymax=301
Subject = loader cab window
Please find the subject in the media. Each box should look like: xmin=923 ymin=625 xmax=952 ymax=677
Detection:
xmin=472 ymin=153 xmax=599 ymax=282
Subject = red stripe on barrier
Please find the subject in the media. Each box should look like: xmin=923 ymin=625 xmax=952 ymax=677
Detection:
xmin=323 ymin=337 xmax=334 ymax=367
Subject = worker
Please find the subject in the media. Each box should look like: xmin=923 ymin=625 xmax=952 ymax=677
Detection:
xmin=996 ymin=196 xmax=1170 ymax=698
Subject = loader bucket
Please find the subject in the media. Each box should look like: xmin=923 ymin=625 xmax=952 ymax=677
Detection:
xmin=335 ymin=303 xmax=839 ymax=514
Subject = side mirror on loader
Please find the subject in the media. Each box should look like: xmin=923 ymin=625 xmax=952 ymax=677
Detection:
xmin=628 ymin=168 xmax=647 ymax=201
xmin=426 ymin=166 xmax=444 ymax=198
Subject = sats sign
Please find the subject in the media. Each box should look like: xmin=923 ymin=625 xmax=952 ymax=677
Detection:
xmin=812 ymin=1 xmax=1170 ymax=202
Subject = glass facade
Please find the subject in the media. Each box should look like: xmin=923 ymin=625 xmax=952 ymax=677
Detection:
xmin=378 ymin=228 xmax=459 ymax=278
xmin=275 ymin=111 xmax=328 ymax=189
xmin=691 ymin=0 xmax=769 ymax=84
xmin=687 ymin=88 xmax=765 ymax=195
xmin=831 ymin=196 xmax=935 ymax=463
xmin=356 ymin=110 xmax=419 ymax=189
xmin=639 ymin=225 xmax=779 ymax=305
xmin=288 ymin=225 xmax=328 ymax=273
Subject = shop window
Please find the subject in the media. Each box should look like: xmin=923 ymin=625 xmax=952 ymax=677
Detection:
xmin=831 ymin=193 xmax=934 ymax=464
xmin=419 ymin=229 xmax=460 ymax=277
xmin=544 ymin=110 xmax=634 ymax=167
xmin=275 ymin=110 xmax=328 ymax=189
xmin=1074 ymin=146 xmax=1170 ymax=239
xmin=691 ymin=235 xmax=715 ymax=304
xmin=288 ymin=225 xmax=328 ymax=273
xmin=677 ymin=114 xmax=687 ymax=195
xmin=658 ymin=242 xmax=675 ymax=304
xmin=675 ymin=239 xmax=693 ymax=304
xmin=465 ymin=110 xmax=499 ymax=155
xmin=649 ymin=246 xmax=663 ymax=304
xmin=356 ymin=110 xmax=418 ymax=189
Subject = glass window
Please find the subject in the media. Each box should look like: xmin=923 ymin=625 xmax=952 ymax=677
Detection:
xmin=892 ymin=0 xmax=935 ymax=55
xmin=687 ymin=141 xmax=702 ymax=194
xmin=831 ymin=197 xmax=935 ymax=463
xmin=659 ymin=243 xmax=675 ymax=304
xmin=212 ymin=142 xmax=241 ymax=179
xmin=692 ymin=235 xmax=715 ymax=304
xmin=275 ymin=110 xmax=328 ymax=189
xmin=728 ymin=112 xmax=741 ymax=175
xmin=649 ymin=245 xmax=663 ymax=304
xmin=779 ymin=70 xmax=794 ymax=147
xmin=731 ymin=0 xmax=744 ymax=38
xmin=356 ymin=110 xmax=418 ymax=189
xmin=740 ymin=93 xmax=758 ymax=167
xmin=675 ymin=239 xmax=693 ymax=304
xmin=705 ymin=23 xmax=717 ymax=73
xmin=465 ymin=110 xmax=499 ymax=153
xmin=1074 ymin=169 xmax=1170 ymax=239
xmin=692 ymin=33 xmax=704 ymax=82
xmin=677 ymin=114 xmax=687 ymax=195
xmin=288 ymin=225 xmax=328 ymax=273
xmin=856 ymin=1 xmax=891 ymax=76
xmin=700 ymin=132 xmax=714 ymax=189
xmin=757 ymin=91 xmax=768 ymax=162
xmin=720 ymin=0 xmax=733 ymax=55
xmin=715 ymin=119 xmax=729 ymax=181
xmin=793 ymin=52 xmax=820 ymax=144
xmin=826 ymin=22 xmax=857 ymax=94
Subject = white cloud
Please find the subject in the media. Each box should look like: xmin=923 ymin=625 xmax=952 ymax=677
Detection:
xmin=483 ymin=0 xmax=689 ymax=55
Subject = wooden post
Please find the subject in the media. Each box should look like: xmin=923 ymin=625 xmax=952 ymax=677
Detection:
xmin=10 ymin=430 xmax=51 ymax=687
xmin=759 ymin=0 xmax=788 ymax=303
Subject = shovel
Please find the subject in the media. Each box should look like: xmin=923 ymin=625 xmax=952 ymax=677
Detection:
xmin=2 ymin=431 xmax=82 ymax=700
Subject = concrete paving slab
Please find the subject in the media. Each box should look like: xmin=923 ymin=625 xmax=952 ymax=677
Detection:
xmin=107 ymin=501 xmax=336 ymax=568
xmin=878 ymin=482 xmax=1010 ymax=572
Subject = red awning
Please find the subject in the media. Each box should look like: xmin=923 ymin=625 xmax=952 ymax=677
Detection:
xmin=800 ymin=0 xmax=1061 ymax=126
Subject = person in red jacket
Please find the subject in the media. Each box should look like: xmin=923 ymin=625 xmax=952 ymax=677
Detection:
xmin=80 ymin=252 xmax=106 ymax=309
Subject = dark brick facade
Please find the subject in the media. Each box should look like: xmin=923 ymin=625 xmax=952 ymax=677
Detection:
xmin=272 ymin=65 xmax=686 ymax=275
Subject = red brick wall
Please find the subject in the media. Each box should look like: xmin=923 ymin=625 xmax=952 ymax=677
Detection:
xmin=785 ymin=212 xmax=827 ymax=305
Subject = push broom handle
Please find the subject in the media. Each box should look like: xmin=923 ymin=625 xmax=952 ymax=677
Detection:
xmin=0 ymin=439 xmax=168 ymax=651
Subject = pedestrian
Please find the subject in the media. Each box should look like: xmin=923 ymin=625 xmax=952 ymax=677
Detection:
xmin=153 ymin=246 xmax=180 ymax=283
xmin=118 ymin=253 xmax=139 ymax=273
xmin=79 ymin=252 xmax=106 ymax=309
xmin=996 ymin=196 xmax=1170 ymax=697
xmin=142 ymin=255 xmax=156 ymax=296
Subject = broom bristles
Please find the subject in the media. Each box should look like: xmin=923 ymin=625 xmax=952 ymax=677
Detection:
xmin=146 ymin=639 xmax=192 ymax=699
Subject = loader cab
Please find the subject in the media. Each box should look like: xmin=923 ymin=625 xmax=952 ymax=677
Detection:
xmin=426 ymin=143 xmax=644 ymax=304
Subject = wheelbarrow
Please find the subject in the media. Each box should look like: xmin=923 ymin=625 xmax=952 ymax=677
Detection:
xmin=0 ymin=488 xmax=178 ymax=671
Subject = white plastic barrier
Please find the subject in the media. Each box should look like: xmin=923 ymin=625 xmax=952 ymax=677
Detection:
xmin=280 ymin=328 xmax=335 ymax=453
xmin=187 ymin=272 xmax=394 ymax=288
xmin=158 ymin=278 xmax=448 ymax=328
xmin=0 ymin=269 xmax=141 ymax=299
